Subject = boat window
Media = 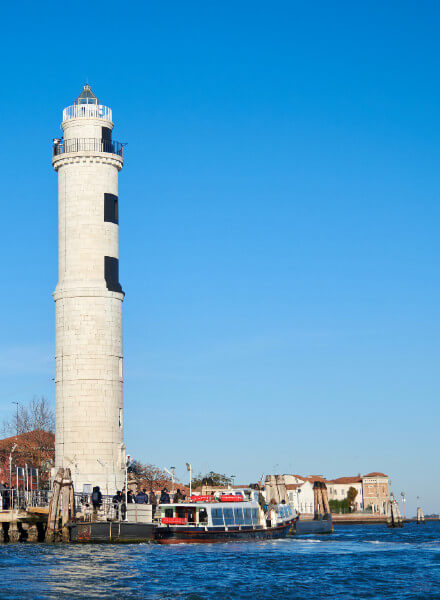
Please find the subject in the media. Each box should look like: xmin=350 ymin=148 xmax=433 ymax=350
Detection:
xmin=251 ymin=508 xmax=259 ymax=524
xmin=211 ymin=508 xmax=223 ymax=526
xmin=187 ymin=508 xmax=196 ymax=524
xmin=199 ymin=508 xmax=208 ymax=524
xmin=234 ymin=508 xmax=244 ymax=525
xmin=164 ymin=508 xmax=173 ymax=518
xmin=223 ymin=508 xmax=234 ymax=526
xmin=243 ymin=508 xmax=252 ymax=524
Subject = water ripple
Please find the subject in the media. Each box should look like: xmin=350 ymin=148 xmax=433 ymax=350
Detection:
xmin=0 ymin=523 xmax=439 ymax=599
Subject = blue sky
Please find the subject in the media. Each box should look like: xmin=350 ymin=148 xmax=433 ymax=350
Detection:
xmin=0 ymin=1 xmax=439 ymax=514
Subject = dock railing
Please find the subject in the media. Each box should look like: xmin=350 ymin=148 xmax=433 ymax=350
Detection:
xmin=74 ymin=494 xmax=155 ymax=524
xmin=0 ymin=489 xmax=50 ymax=511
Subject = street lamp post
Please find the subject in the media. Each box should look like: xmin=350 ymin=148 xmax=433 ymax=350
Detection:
xmin=171 ymin=467 xmax=175 ymax=495
xmin=12 ymin=402 xmax=19 ymax=437
xmin=163 ymin=467 xmax=176 ymax=495
xmin=230 ymin=475 xmax=236 ymax=490
xmin=186 ymin=463 xmax=192 ymax=497
xmin=400 ymin=491 xmax=406 ymax=520
xmin=9 ymin=443 xmax=17 ymax=490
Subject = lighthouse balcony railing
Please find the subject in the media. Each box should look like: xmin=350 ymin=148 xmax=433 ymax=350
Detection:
xmin=53 ymin=138 xmax=124 ymax=157
xmin=63 ymin=104 xmax=112 ymax=121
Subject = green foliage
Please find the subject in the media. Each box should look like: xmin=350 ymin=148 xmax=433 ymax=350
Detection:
xmin=346 ymin=486 xmax=358 ymax=507
xmin=329 ymin=498 xmax=351 ymax=514
xmin=191 ymin=471 xmax=232 ymax=488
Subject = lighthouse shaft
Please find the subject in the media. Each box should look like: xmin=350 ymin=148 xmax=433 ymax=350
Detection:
xmin=52 ymin=86 xmax=125 ymax=495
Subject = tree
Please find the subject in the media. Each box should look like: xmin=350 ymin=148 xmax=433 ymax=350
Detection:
xmin=191 ymin=471 xmax=232 ymax=489
xmin=2 ymin=397 xmax=54 ymax=437
xmin=127 ymin=460 xmax=171 ymax=492
xmin=1 ymin=397 xmax=55 ymax=487
xmin=346 ymin=486 xmax=358 ymax=509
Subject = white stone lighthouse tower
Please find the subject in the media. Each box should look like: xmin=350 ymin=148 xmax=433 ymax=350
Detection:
xmin=52 ymin=85 xmax=125 ymax=495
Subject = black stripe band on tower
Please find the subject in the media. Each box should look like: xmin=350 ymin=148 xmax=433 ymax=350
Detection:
xmin=105 ymin=256 xmax=123 ymax=293
xmin=104 ymin=193 xmax=119 ymax=224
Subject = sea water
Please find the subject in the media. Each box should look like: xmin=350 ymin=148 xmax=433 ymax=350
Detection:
xmin=1 ymin=522 xmax=439 ymax=599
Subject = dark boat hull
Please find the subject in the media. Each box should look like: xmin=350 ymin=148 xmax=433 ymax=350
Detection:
xmin=69 ymin=522 xmax=155 ymax=543
xmin=155 ymin=521 xmax=293 ymax=544
xmin=290 ymin=514 xmax=333 ymax=535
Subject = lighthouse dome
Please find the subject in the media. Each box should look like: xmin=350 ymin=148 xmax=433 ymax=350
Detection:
xmin=74 ymin=83 xmax=99 ymax=105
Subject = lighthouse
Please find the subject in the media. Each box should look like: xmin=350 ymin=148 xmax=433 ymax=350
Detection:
xmin=52 ymin=85 xmax=125 ymax=495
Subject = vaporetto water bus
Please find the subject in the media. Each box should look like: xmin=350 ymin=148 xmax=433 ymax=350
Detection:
xmin=154 ymin=488 xmax=295 ymax=543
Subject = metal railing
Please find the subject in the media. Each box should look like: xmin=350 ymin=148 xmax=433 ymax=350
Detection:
xmin=74 ymin=493 xmax=155 ymax=523
xmin=63 ymin=104 xmax=112 ymax=121
xmin=0 ymin=489 xmax=50 ymax=510
xmin=53 ymin=138 xmax=124 ymax=157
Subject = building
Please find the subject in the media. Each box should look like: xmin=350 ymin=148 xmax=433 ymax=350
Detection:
xmin=52 ymin=85 xmax=126 ymax=495
xmin=286 ymin=481 xmax=315 ymax=514
xmin=361 ymin=472 xmax=389 ymax=514
xmin=329 ymin=477 xmax=363 ymax=508
xmin=327 ymin=476 xmax=363 ymax=511
xmin=277 ymin=471 xmax=390 ymax=514
xmin=0 ymin=431 xmax=55 ymax=487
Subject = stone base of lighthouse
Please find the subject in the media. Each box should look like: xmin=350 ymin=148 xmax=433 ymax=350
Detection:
xmin=54 ymin=287 xmax=125 ymax=496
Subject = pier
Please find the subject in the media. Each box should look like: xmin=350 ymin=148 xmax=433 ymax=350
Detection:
xmin=0 ymin=490 xmax=48 ymax=542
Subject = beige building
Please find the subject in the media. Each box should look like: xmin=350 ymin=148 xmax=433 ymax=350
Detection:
xmin=361 ymin=472 xmax=389 ymax=515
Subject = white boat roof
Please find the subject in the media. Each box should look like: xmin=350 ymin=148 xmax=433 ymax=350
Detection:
xmin=159 ymin=500 xmax=259 ymax=508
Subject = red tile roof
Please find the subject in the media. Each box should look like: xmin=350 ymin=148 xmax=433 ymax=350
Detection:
xmin=0 ymin=430 xmax=54 ymax=451
xmin=363 ymin=472 xmax=388 ymax=478
xmin=329 ymin=476 xmax=362 ymax=484
xmin=286 ymin=484 xmax=301 ymax=490
xmin=304 ymin=475 xmax=327 ymax=483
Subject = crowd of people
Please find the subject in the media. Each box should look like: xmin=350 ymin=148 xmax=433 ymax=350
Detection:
xmin=89 ymin=485 xmax=187 ymax=516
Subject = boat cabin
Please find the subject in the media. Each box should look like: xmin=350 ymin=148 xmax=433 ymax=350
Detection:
xmin=159 ymin=501 xmax=263 ymax=528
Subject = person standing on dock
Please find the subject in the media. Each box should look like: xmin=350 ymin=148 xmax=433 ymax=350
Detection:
xmin=112 ymin=490 xmax=123 ymax=520
xmin=173 ymin=489 xmax=185 ymax=503
xmin=135 ymin=489 xmax=149 ymax=504
xmin=150 ymin=490 xmax=158 ymax=516
xmin=160 ymin=488 xmax=170 ymax=504
xmin=91 ymin=486 xmax=103 ymax=518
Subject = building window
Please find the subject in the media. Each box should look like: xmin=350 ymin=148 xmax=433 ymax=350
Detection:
xmin=119 ymin=408 xmax=123 ymax=428
xmin=119 ymin=357 xmax=123 ymax=378
xmin=104 ymin=193 xmax=119 ymax=224
xmin=104 ymin=256 xmax=122 ymax=293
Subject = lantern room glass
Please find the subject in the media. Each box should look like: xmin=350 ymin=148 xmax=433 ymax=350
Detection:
xmin=74 ymin=84 xmax=99 ymax=105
